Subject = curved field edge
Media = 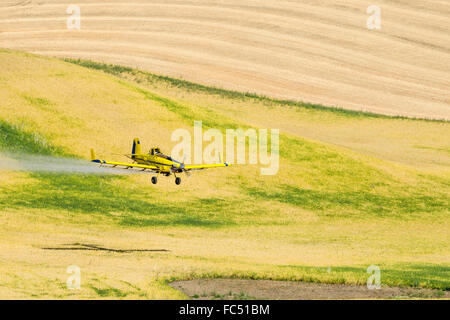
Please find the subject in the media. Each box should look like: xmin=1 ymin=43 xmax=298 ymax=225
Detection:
xmin=61 ymin=55 xmax=450 ymax=171
xmin=1 ymin=0 xmax=448 ymax=119
xmin=0 ymin=50 xmax=448 ymax=298
xmin=160 ymin=262 xmax=450 ymax=295
xmin=63 ymin=58 xmax=449 ymax=123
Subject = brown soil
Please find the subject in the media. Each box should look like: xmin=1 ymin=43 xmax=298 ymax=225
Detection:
xmin=169 ymin=279 xmax=450 ymax=300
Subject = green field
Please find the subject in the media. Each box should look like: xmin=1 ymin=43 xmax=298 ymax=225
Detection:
xmin=0 ymin=49 xmax=449 ymax=299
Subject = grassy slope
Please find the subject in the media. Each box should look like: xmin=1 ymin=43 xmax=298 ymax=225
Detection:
xmin=0 ymin=49 xmax=449 ymax=298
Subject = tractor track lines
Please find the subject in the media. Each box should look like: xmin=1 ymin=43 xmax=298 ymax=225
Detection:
xmin=0 ymin=0 xmax=449 ymax=119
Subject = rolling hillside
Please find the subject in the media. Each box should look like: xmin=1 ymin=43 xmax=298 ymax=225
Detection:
xmin=0 ymin=0 xmax=449 ymax=119
xmin=0 ymin=50 xmax=449 ymax=299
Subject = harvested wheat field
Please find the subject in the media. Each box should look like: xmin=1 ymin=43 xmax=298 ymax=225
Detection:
xmin=0 ymin=0 xmax=449 ymax=119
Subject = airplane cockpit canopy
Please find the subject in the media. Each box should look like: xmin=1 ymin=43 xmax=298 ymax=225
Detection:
xmin=150 ymin=147 xmax=161 ymax=155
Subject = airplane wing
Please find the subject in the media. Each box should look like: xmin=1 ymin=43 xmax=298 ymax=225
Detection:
xmin=92 ymin=159 xmax=160 ymax=172
xmin=91 ymin=149 xmax=160 ymax=172
xmin=183 ymin=163 xmax=230 ymax=171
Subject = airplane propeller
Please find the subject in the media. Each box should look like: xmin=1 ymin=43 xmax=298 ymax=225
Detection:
xmin=180 ymin=155 xmax=191 ymax=177
xmin=171 ymin=155 xmax=191 ymax=177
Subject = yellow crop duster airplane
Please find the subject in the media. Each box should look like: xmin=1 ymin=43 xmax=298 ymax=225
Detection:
xmin=90 ymin=138 xmax=229 ymax=185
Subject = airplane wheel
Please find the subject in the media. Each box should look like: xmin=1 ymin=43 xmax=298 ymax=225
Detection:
xmin=175 ymin=177 xmax=181 ymax=185
xmin=151 ymin=176 xmax=158 ymax=184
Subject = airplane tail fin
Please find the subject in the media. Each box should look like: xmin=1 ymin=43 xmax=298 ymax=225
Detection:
xmin=90 ymin=148 xmax=96 ymax=161
xmin=132 ymin=138 xmax=142 ymax=159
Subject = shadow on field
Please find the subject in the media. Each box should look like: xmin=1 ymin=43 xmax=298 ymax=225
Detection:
xmin=41 ymin=243 xmax=169 ymax=253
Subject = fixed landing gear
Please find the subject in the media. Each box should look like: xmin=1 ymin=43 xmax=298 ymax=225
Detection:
xmin=151 ymin=174 xmax=181 ymax=185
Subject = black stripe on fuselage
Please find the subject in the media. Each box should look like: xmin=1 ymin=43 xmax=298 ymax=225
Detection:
xmin=135 ymin=159 xmax=176 ymax=168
